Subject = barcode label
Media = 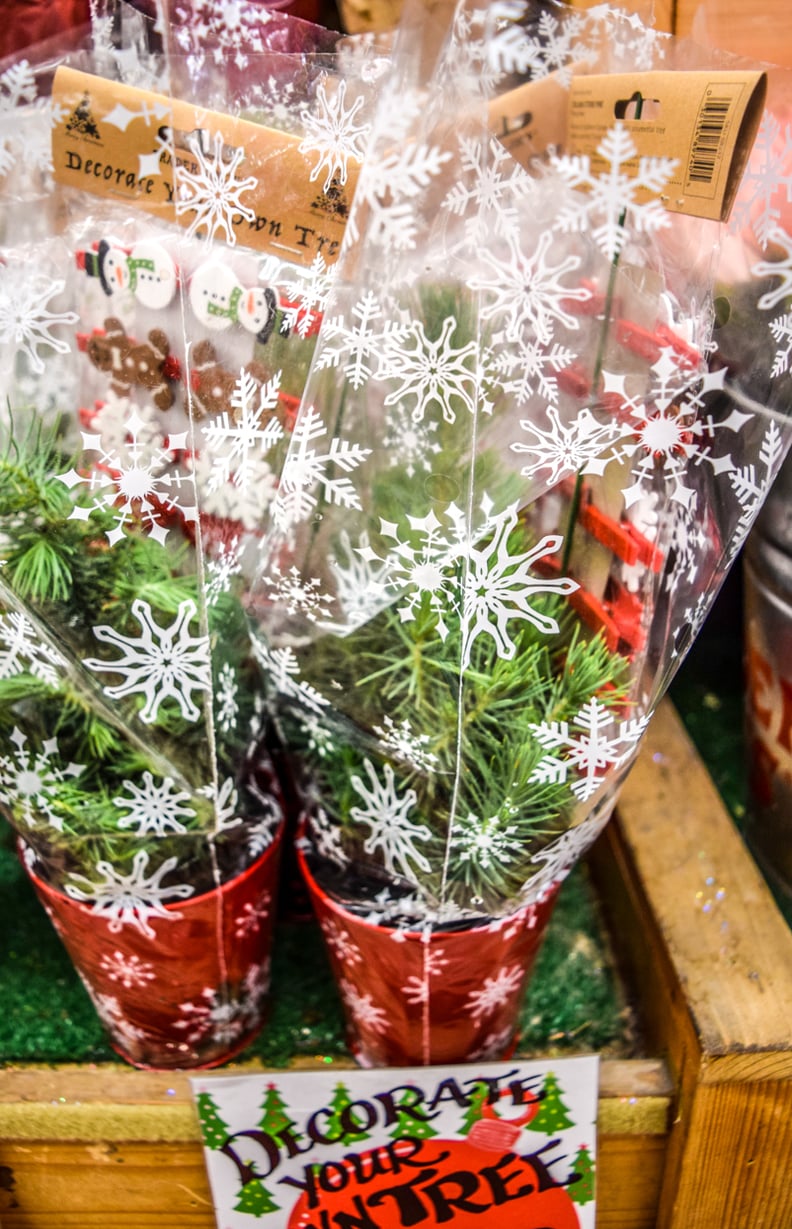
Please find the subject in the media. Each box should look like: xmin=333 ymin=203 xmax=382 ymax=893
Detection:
xmin=688 ymin=94 xmax=733 ymax=187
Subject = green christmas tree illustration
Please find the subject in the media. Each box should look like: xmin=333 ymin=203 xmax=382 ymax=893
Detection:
xmin=234 ymin=1177 xmax=280 ymax=1217
xmin=389 ymin=1090 xmax=439 ymax=1141
xmin=569 ymin=1144 xmax=596 ymax=1205
xmin=259 ymin=1082 xmax=304 ymax=1145
xmin=196 ymin=1091 xmax=230 ymax=1150
xmin=526 ymin=1072 xmax=574 ymax=1134
xmin=326 ymin=1081 xmax=372 ymax=1144
xmin=459 ymin=1082 xmax=489 ymax=1135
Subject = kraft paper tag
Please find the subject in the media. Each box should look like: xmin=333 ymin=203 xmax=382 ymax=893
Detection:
xmin=51 ymin=66 xmax=356 ymax=266
xmin=491 ymin=68 xmax=766 ymax=223
xmin=566 ymin=69 xmax=766 ymax=222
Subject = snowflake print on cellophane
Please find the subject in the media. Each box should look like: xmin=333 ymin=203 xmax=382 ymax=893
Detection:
xmin=249 ymin=0 xmax=792 ymax=1065
xmin=0 ymin=9 xmax=385 ymax=1067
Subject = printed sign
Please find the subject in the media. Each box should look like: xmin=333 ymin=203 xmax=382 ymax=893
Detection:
xmin=191 ymin=1057 xmax=599 ymax=1229
xmin=51 ymin=67 xmax=355 ymax=266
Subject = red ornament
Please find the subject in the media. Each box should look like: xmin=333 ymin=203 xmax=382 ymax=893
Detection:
xmin=285 ymin=1134 xmax=581 ymax=1229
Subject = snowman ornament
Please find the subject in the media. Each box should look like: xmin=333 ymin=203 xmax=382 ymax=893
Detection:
xmin=78 ymin=238 xmax=178 ymax=311
xmin=189 ymin=262 xmax=278 ymax=344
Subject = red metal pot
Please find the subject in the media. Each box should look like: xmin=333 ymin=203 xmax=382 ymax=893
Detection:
xmin=297 ymin=839 xmax=559 ymax=1067
xmin=24 ymin=826 xmax=284 ymax=1070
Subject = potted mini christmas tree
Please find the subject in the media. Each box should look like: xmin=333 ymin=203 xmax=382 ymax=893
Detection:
xmin=0 ymin=407 xmax=287 ymax=1068
xmin=249 ymin=0 xmax=792 ymax=1065
xmin=0 ymin=0 xmax=388 ymax=1066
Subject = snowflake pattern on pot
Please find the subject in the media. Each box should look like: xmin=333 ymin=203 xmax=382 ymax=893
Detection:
xmin=466 ymin=963 xmax=524 ymax=1023
xmin=340 ymin=978 xmax=389 ymax=1035
xmin=173 ymin=959 xmax=271 ymax=1048
xmin=99 ymin=950 xmax=156 ymax=989
xmin=64 ymin=849 xmax=194 ymax=940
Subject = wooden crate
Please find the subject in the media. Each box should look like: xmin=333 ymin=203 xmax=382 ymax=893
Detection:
xmin=2 ymin=699 xmax=792 ymax=1227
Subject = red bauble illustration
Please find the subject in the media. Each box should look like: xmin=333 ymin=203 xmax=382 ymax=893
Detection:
xmin=286 ymin=1129 xmax=581 ymax=1229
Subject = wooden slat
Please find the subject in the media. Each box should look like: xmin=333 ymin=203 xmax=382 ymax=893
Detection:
xmin=0 ymin=1056 xmax=672 ymax=1227
xmin=594 ymin=699 xmax=792 ymax=1229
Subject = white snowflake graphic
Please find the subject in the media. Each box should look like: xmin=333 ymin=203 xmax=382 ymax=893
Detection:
xmin=189 ymin=449 xmax=278 ymax=532
xmin=246 ymin=813 xmax=281 ymax=858
xmin=468 ymin=1025 xmax=516 ymax=1062
xmin=400 ymin=944 xmax=448 ymax=1006
xmin=493 ymin=335 xmax=577 ymax=407
xmin=299 ymin=78 xmax=369 ymax=192
xmin=520 ymin=819 xmax=611 ymax=900
xmin=64 ymin=850 xmax=193 ymax=939
xmin=529 ymin=696 xmax=649 ymax=802
xmin=85 ymin=990 xmax=149 ymax=1048
xmin=350 ymin=758 xmax=432 ymax=882
xmin=442 ymin=135 xmax=531 ymax=249
xmin=323 ymin=529 xmax=390 ymax=632
xmin=492 ymin=8 xmax=585 ymax=83
xmin=0 ymin=60 xmax=37 ymax=109
xmin=753 ymin=228 xmax=792 ymax=311
xmin=323 ymin=919 xmax=363 ymax=966
xmin=0 ymin=61 xmax=38 ymax=173
xmin=172 ymin=0 xmax=270 ymax=69
xmin=215 ymin=662 xmax=240 ymax=734
xmin=730 ymin=113 xmax=792 ymax=250
xmin=461 ymin=503 xmax=578 ymax=670
xmin=465 ymin=963 xmax=524 ymax=1023
xmin=340 ymin=978 xmax=389 ymax=1034
xmin=113 ymin=771 xmax=196 ymax=836
xmin=308 ymin=808 xmax=346 ymax=865
xmin=468 ymin=228 xmax=590 ymax=345
xmin=174 ymin=985 xmax=255 ymax=1045
xmin=373 ymin=716 xmax=439 ymax=774
xmin=450 ymin=811 xmax=523 ymax=871
xmin=205 ymin=538 xmax=243 ymax=605
xmin=769 ymin=311 xmax=792 ymax=378
xmin=84 ymin=598 xmax=212 ymax=725
xmin=511 ymin=404 xmax=628 ymax=486
xmin=600 ymin=353 xmax=745 ymax=509
xmin=174 ymin=130 xmax=257 ymax=244
xmin=200 ymin=775 xmax=244 ymax=833
xmin=316 ymin=290 xmax=407 ymax=390
xmin=99 ymin=950 xmax=156 ymax=989
xmin=0 ymin=727 xmax=82 ymax=829
xmin=275 ymin=404 xmax=371 ymax=529
xmin=200 ymin=368 xmax=284 ymax=500
xmin=59 ymin=412 xmax=197 ymax=546
xmin=233 ymin=892 xmax=271 ymax=938
xmin=552 ymin=122 xmax=677 ymax=262
xmin=0 ymin=611 xmax=64 ymax=685
xmin=265 ymin=563 xmax=334 ymax=624
xmin=252 ymin=639 xmax=328 ymax=715
xmin=380 ymin=315 xmax=479 ymax=424
xmin=277 ymin=251 xmax=335 ymax=338
xmin=357 ymin=508 xmax=460 ymax=640
xmin=727 ymin=419 xmax=786 ymax=562
xmin=0 ymin=267 xmax=78 ymax=374
xmin=382 ymin=400 xmax=442 ymax=477
xmin=351 ymin=125 xmax=453 ymax=253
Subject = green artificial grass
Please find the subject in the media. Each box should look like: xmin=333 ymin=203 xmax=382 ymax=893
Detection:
xmin=0 ymin=821 xmax=630 ymax=1067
